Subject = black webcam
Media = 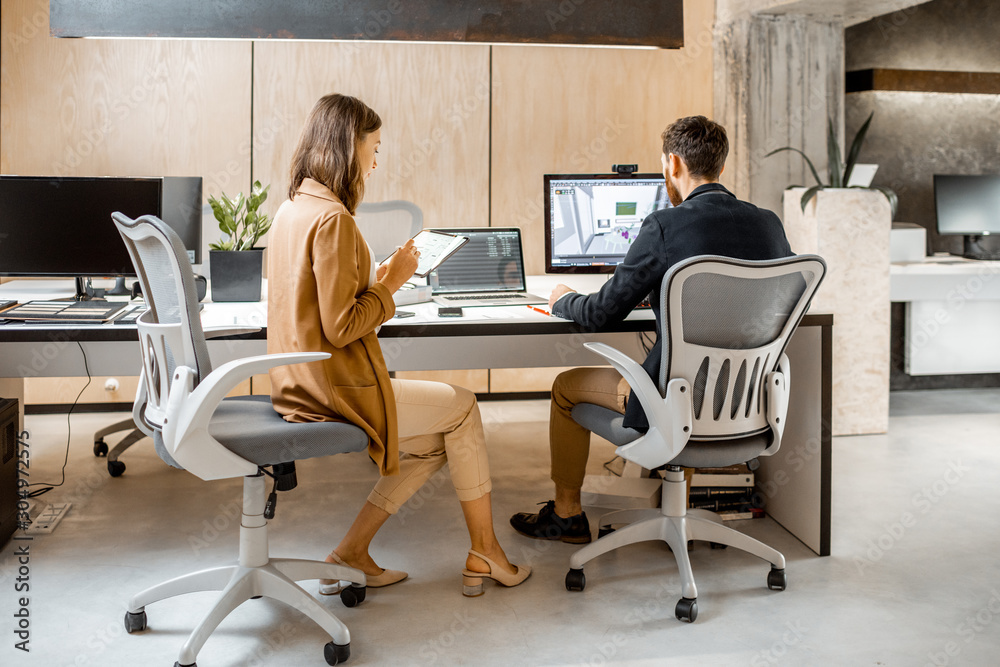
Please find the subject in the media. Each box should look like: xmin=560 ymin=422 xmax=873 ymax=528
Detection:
xmin=612 ymin=164 xmax=638 ymax=175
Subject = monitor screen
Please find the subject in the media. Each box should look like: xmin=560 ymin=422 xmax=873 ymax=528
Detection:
xmin=426 ymin=227 xmax=527 ymax=294
xmin=0 ymin=175 xmax=203 ymax=277
xmin=161 ymin=176 xmax=203 ymax=264
xmin=544 ymin=173 xmax=671 ymax=273
xmin=934 ymin=174 xmax=1000 ymax=236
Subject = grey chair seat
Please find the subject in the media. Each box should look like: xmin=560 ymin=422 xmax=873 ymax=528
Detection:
xmin=155 ymin=395 xmax=369 ymax=468
xmin=571 ymin=403 xmax=771 ymax=468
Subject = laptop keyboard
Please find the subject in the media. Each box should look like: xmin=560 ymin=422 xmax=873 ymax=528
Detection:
xmin=441 ymin=294 xmax=527 ymax=301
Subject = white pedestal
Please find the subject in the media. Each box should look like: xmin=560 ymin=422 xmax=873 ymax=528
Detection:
xmin=783 ymin=188 xmax=891 ymax=436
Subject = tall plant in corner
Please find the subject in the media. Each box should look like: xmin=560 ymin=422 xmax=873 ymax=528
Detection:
xmin=208 ymin=180 xmax=272 ymax=251
xmin=766 ymin=112 xmax=898 ymax=216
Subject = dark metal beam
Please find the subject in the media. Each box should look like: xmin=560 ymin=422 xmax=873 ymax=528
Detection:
xmin=847 ymin=68 xmax=1000 ymax=95
xmin=50 ymin=0 xmax=684 ymax=49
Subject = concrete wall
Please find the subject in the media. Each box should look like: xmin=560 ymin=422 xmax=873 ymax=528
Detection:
xmin=845 ymin=0 xmax=1000 ymax=255
xmin=845 ymin=0 xmax=1000 ymax=390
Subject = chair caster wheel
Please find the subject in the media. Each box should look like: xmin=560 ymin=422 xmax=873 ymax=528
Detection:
xmin=324 ymin=641 xmax=350 ymax=665
xmin=767 ymin=567 xmax=787 ymax=591
xmin=675 ymin=597 xmax=698 ymax=622
xmin=124 ymin=609 xmax=146 ymax=633
xmin=340 ymin=584 xmax=366 ymax=607
xmin=108 ymin=460 xmax=126 ymax=477
xmin=94 ymin=440 xmax=108 ymax=457
xmin=597 ymin=525 xmax=616 ymax=538
xmin=565 ymin=568 xmax=586 ymax=591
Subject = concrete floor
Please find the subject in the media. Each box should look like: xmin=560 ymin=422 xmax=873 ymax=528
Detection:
xmin=2 ymin=388 xmax=999 ymax=666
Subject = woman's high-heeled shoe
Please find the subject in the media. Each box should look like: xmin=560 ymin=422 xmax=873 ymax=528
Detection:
xmin=461 ymin=549 xmax=531 ymax=597
xmin=319 ymin=551 xmax=408 ymax=596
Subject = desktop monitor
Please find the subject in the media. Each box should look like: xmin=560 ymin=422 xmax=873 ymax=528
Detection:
xmin=0 ymin=176 xmax=203 ymax=295
xmin=934 ymin=174 xmax=1000 ymax=260
xmin=544 ymin=173 xmax=671 ymax=273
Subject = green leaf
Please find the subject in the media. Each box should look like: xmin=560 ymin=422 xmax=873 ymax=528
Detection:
xmin=800 ymin=185 xmax=825 ymax=212
xmin=209 ymin=182 xmax=272 ymax=250
xmin=867 ymin=184 xmax=898 ymax=219
xmin=827 ymin=117 xmax=843 ymax=188
xmin=765 ymin=147 xmax=824 ymax=187
xmin=843 ymin=111 xmax=874 ymax=188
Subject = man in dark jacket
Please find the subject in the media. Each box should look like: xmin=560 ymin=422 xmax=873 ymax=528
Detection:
xmin=510 ymin=116 xmax=793 ymax=544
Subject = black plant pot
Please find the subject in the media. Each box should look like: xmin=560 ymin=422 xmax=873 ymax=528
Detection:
xmin=209 ymin=249 xmax=263 ymax=302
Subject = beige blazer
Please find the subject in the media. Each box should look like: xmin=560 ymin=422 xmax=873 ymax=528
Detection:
xmin=266 ymin=178 xmax=399 ymax=475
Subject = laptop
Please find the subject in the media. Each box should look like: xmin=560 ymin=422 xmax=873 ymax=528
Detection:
xmin=427 ymin=227 xmax=548 ymax=307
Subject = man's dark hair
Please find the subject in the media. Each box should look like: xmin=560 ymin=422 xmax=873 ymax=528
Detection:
xmin=661 ymin=116 xmax=729 ymax=180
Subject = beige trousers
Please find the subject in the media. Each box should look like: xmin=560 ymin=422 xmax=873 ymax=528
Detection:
xmin=550 ymin=367 xmax=630 ymax=489
xmin=367 ymin=378 xmax=492 ymax=514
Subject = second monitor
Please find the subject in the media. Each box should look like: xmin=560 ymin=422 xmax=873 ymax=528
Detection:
xmin=544 ymin=173 xmax=671 ymax=273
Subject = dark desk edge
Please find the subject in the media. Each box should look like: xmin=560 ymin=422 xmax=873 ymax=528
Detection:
xmin=0 ymin=313 xmax=832 ymax=343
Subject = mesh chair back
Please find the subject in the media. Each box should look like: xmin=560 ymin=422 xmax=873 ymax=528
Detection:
xmin=354 ymin=200 xmax=423 ymax=262
xmin=659 ymin=255 xmax=825 ymax=441
xmin=112 ymin=213 xmax=213 ymax=434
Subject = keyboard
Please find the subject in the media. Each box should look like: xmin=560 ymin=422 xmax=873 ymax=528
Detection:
xmin=112 ymin=303 xmax=146 ymax=325
xmin=441 ymin=294 xmax=527 ymax=301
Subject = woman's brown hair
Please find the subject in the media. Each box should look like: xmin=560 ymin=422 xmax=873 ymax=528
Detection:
xmin=288 ymin=94 xmax=382 ymax=214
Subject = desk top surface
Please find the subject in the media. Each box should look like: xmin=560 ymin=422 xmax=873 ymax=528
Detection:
xmin=0 ymin=278 xmax=831 ymax=342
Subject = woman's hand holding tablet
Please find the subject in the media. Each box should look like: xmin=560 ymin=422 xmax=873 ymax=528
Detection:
xmin=382 ymin=230 xmax=469 ymax=277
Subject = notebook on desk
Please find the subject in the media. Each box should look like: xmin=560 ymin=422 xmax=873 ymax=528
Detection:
xmin=426 ymin=227 xmax=547 ymax=307
xmin=0 ymin=300 xmax=127 ymax=322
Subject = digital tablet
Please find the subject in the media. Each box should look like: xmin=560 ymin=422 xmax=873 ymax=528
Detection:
xmin=382 ymin=230 xmax=469 ymax=277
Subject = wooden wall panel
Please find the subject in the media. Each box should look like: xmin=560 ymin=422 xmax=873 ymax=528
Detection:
xmin=0 ymin=0 xmax=252 ymax=265
xmin=251 ymin=41 xmax=491 ymax=231
xmin=491 ymin=0 xmax=715 ymax=275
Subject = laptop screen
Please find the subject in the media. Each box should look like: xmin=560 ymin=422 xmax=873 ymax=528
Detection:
xmin=427 ymin=227 xmax=527 ymax=294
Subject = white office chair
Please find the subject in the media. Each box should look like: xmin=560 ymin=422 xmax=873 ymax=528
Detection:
xmin=565 ymin=254 xmax=826 ymax=622
xmin=112 ymin=212 xmax=371 ymax=666
xmin=354 ymin=200 xmax=423 ymax=262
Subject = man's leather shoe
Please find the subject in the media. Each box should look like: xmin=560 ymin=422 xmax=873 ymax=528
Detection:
xmin=510 ymin=500 xmax=592 ymax=544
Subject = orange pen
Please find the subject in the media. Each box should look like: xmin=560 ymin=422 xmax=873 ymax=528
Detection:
xmin=526 ymin=305 xmax=551 ymax=316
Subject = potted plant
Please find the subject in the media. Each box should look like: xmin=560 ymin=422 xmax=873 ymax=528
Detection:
xmin=767 ymin=112 xmax=894 ymax=438
xmin=766 ymin=111 xmax=898 ymax=215
xmin=208 ymin=180 xmax=271 ymax=302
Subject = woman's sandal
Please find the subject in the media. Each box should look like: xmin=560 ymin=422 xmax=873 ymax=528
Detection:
xmin=319 ymin=551 xmax=408 ymax=596
xmin=461 ymin=549 xmax=531 ymax=597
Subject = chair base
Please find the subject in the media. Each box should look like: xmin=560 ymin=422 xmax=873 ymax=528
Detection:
xmin=93 ymin=418 xmax=147 ymax=477
xmin=568 ymin=470 xmax=785 ymax=621
xmin=125 ymin=475 xmax=365 ymax=665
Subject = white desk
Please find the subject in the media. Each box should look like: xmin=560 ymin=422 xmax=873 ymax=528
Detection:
xmin=0 ymin=278 xmax=833 ymax=556
xmin=890 ymin=256 xmax=1000 ymax=375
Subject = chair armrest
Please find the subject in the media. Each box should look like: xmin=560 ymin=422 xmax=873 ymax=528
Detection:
xmin=583 ymin=342 xmax=693 ymax=469
xmin=161 ymin=352 xmax=330 ymax=480
xmin=761 ymin=353 xmax=790 ymax=456
xmin=203 ymin=326 xmax=261 ymax=339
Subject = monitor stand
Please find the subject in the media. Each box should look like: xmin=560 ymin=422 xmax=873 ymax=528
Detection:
xmin=962 ymin=235 xmax=1000 ymax=261
xmin=53 ymin=277 xmax=110 ymax=302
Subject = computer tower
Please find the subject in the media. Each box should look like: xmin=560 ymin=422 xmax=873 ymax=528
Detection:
xmin=0 ymin=398 xmax=19 ymax=547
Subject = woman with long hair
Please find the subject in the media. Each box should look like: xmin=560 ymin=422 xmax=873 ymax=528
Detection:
xmin=266 ymin=93 xmax=528 ymax=597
